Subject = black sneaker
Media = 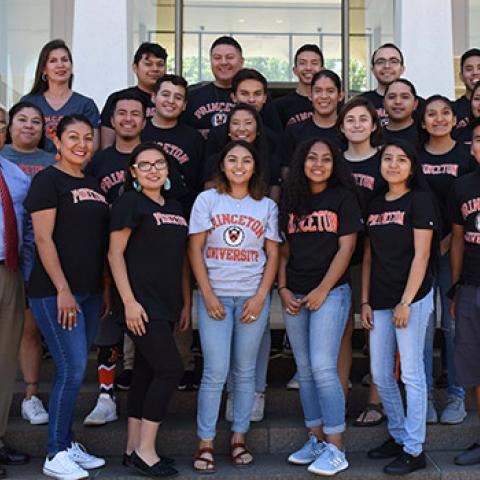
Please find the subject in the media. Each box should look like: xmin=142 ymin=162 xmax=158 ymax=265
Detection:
xmin=367 ymin=437 xmax=403 ymax=459
xmin=131 ymin=451 xmax=178 ymax=477
xmin=384 ymin=451 xmax=426 ymax=475
xmin=115 ymin=369 xmax=132 ymax=391
xmin=177 ymin=370 xmax=198 ymax=391
xmin=454 ymin=443 xmax=480 ymax=466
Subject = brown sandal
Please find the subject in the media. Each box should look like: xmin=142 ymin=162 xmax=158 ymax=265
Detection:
xmin=193 ymin=447 xmax=216 ymax=474
xmin=231 ymin=442 xmax=253 ymax=467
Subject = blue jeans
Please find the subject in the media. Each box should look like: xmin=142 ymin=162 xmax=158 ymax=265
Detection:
xmin=371 ymin=289 xmax=433 ymax=456
xmin=30 ymin=293 xmax=102 ymax=456
xmin=283 ymin=284 xmax=351 ymax=435
xmin=196 ymin=294 xmax=270 ymax=439
xmin=424 ymin=255 xmax=464 ymax=399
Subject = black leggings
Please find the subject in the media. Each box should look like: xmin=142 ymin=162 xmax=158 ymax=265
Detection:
xmin=127 ymin=320 xmax=184 ymax=422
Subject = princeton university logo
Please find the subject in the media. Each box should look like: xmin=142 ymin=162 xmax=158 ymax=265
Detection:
xmin=224 ymin=226 xmax=245 ymax=247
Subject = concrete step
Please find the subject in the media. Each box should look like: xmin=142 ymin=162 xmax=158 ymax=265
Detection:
xmin=5 ymin=412 xmax=480 ymax=458
xmin=4 ymin=451 xmax=480 ymax=480
xmin=9 ymin=380 xmax=476 ymax=419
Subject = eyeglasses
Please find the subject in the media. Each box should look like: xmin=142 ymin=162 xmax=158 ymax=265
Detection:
xmin=133 ymin=160 xmax=168 ymax=172
xmin=374 ymin=57 xmax=402 ymax=67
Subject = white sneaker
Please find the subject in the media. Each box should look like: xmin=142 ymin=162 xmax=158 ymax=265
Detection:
xmin=43 ymin=451 xmax=88 ymax=480
xmin=225 ymin=392 xmax=233 ymax=422
xmin=250 ymin=392 xmax=265 ymax=422
xmin=83 ymin=393 xmax=117 ymax=426
xmin=66 ymin=442 xmax=105 ymax=470
xmin=307 ymin=443 xmax=349 ymax=476
xmin=286 ymin=375 xmax=299 ymax=390
xmin=21 ymin=395 xmax=49 ymax=425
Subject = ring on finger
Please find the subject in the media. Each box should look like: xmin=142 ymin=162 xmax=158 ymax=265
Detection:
xmin=249 ymin=314 xmax=256 ymax=320
xmin=68 ymin=312 xmax=75 ymax=318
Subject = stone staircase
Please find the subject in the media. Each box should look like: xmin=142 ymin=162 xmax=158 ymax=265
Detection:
xmin=5 ymin=337 xmax=480 ymax=479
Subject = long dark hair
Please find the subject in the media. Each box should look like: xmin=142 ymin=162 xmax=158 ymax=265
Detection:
xmin=469 ymin=82 xmax=480 ymax=124
xmin=30 ymin=39 xmax=73 ymax=95
xmin=279 ymin=138 xmax=355 ymax=233
xmin=223 ymin=103 xmax=272 ymax=184
xmin=6 ymin=101 xmax=46 ymax=149
xmin=124 ymin=142 xmax=171 ymax=193
xmin=214 ymin=139 xmax=266 ymax=200
xmin=419 ymin=94 xmax=455 ymax=145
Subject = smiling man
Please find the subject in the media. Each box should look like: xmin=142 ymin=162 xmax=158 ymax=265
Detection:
xmin=100 ymin=42 xmax=168 ymax=148
xmin=182 ymin=36 xmax=244 ymax=139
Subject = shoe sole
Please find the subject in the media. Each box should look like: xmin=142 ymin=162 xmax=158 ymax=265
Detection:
xmin=43 ymin=467 xmax=89 ymax=480
xmin=288 ymin=457 xmax=315 ymax=465
xmin=308 ymin=462 xmax=349 ymax=476
xmin=22 ymin=411 xmax=49 ymax=425
xmin=83 ymin=414 xmax=118 ymax=426
xmin=76 ymin=459 xmax=106 ymax=470
xmin=440 ymin=415 xmax=467 ymax=425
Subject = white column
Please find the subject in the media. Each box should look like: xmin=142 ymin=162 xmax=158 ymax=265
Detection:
xmin=395 ymin=0 xmax=455 ymax=99
xmin=72 ymin=0 xmax=129 ymax=110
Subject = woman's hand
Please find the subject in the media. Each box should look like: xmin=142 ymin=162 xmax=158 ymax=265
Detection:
xmin=125 ymin=300 xmax=149 ymax=336
xmin=361 ymin=304 xmax=373 ymax=330
xmin=57 ymin=289 xmax=80 ymax=331
xmin=303 ymin=286 xmax=328 ymax=311
xmin=393 ymin=303 xmax=411 ymax=328
xmin=240 ymin=294 xmax=265 ymax=324
xmin=450 ymin=293 xmax=457 ymax=320
xmin=279 ymin=288 xmax=302 ymax=316
xmin=178 ymin=304 xmax=191 ymax=332
xmin=204 ymin=290 xmax=225 ymax=320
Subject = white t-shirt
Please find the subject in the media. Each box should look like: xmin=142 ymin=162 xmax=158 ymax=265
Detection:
xmin=189 ymin=189 xmax=280 ymax=296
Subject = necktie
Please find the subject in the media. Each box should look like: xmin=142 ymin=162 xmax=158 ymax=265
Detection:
xmin=0 ymin=168 xmax=19 ymax=271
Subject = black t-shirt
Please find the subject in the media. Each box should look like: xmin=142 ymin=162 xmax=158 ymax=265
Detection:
xmin=453 ymin=95 xmax=470 ymax=131
xmin=361 ymin=90 xmax=425 ymax=127
xmin=183 ymin=83 xmax=235 ymax=139
xmin=366 ymin=190 xmax=436 ymax=309
xmin=419 ymin=142 xmax=476 ymax=237
xmin=448 ymin=167 xmax=480 ymax=286
xmin=24 ymin=166 xmax=109 ymax=297
xmin=141 ymin=120 xmax=204 ymax=216
xmin=274 ymin=91 xmax=313 ymax=129
xmin=382 ymin=123 xmax=421 ymax=150
xmin=85 ymin=146 xmax=129 ymax=204
xmin=282 ymin=119 xmax=345 ymax=166
xmin=110 ymin=191 xmax=188 ymax=321
xmin=285 ymin=186 xmax=363 ymax=294
xmin=101 ymin=86 xmax=155 ymax=129
xmin=453 ymin=124 xmax=473 ymax=144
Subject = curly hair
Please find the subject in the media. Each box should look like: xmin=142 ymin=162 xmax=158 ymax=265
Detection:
xmin=279 ymin=138 xmax=355 ymax=233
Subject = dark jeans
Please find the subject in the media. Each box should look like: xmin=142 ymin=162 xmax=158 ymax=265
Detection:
xmin=30 ymin=293 xmax=102 ymax=456
xmin=127 ymin=320 xmax=183 ymax=422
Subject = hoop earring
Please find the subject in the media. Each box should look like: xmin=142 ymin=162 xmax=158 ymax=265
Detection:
xmin=41 ymin=73 xmax=47 ymax=82
xmin=164 ymin=177 xmax=171 ymax=191
xmin=133 ymin=179 xmax=143 ymax=192
xmin=55 ymin=150 xmax=61 ymax=161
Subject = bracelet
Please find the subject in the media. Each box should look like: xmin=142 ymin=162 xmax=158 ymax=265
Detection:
xmin=360 ymin=302 xmax=369 ymax=307
xmin=399 ymin=298 xmax=411 ymax=307
xmin=277 ymin=286 xmax=288 ymax=293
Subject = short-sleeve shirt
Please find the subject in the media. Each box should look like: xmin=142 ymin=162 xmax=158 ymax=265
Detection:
xmin=366 ymin=190 xmax=437 ymax=310
xmin=382 ymin=123 xmax=420 ymax=150
xmin=274 ymin=91 xmax=313 ymax=128
xmin=21 ymin=92 xmax=101 ymax=153
xmin=453 ymin=95 xmax=470 ymax=131
xmin=189 ymin=189 xmax=280 ymax=297
xmin=448 ymin=167 xmax=480 ymax=286
xmin=84 ymin=146 xmax=129 ymax=204
xmin=419 ymin=142 xmax=475 ymax=237
xmin=110 ymin=191 xmax=188 ymax=322
xmin=24 ymin=166 xmax=109 ymax=297
xmin=284 ymin=186 xmax=363 ymax=294
xmin=0 ymin=145 xmax=54 ymax=178
xmin=282 ymin=119 xmax=344 ymax=166
xmin=183 ymin=83 xmax=235 ymax=140
xmin=101 ymin=86 xmax=156 ymax=129
xmin=141 ymin=121 xmax=204 ymax=216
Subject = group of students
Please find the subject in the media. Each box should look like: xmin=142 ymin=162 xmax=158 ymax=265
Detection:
xmin=1 ymin=33 xmax=480 ymax=480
